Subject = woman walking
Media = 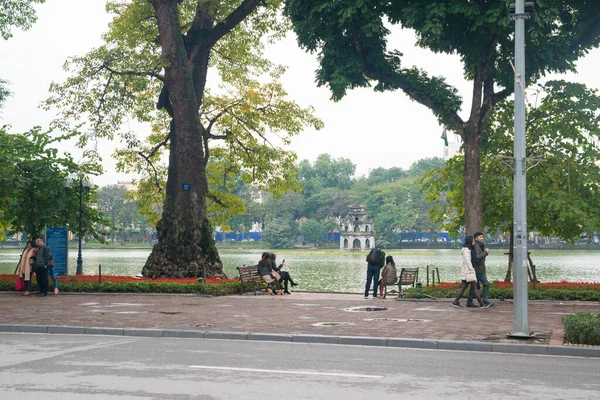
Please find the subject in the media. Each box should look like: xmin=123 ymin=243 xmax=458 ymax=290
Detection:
xmin=452 ymin=236 xmax=488 ymax=308
xmin=18 ymin=240 xmax=37 ymax=296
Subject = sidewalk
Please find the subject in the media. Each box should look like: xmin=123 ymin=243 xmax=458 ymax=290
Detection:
xmin=1 ymin=291 xmax=599 ymax=356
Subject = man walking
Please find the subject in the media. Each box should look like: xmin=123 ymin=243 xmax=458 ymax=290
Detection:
xmin=467 ymin=232 xmax=493 ymax=308
xmin=35 ymin=237 xmax=52 ymax=297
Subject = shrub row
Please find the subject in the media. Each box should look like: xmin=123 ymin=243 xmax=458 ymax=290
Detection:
xmin=562 ymin=313 xmax=600 ymax=345
xmin=403 ymin=286 xmax=600 ymax=301
xmin=0 ymin=279 xmax=266 ymax=296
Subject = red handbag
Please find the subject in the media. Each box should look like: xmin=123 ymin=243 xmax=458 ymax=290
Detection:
xmin=14 ymin=278 xmax=24 ymax=291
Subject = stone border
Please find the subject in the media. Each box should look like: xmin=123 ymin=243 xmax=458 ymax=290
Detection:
xmin=1 ymin=324 xmax=599 ymax=358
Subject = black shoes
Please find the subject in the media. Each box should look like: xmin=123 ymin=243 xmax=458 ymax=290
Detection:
xmin=291 ymin=282 xmax=298 ymax=287
xmin=466 ymin=303 xmax=478 ymax=308
xmin=451 ymin=301 xmax=462 ymax=308
xmin=36 ymin=293 xmax=47 ymax=297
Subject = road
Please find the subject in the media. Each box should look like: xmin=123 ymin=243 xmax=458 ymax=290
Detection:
xmin=0 ymin=333 xmax=599 ymax=399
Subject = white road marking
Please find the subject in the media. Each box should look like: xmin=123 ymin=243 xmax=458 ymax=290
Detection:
xmin=189 ymin=365 xmax=383 ymax=379
xmin=0 ymin=338 xmax=136 ymax=367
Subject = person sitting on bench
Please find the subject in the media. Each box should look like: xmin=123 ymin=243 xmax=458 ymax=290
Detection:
xmin=270 ymin=253 xmax=298 ymax=295
xmin=258 ymin=252 xmax=283 ymax=295
xmin=378 ymin=255 xmax=398 ymax=298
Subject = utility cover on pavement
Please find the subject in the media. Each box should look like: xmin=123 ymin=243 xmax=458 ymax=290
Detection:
xmin=363 ymin=318 xmax=432 ymax=322
xmin=311 ymin=322 xmax=355 ymax=327
xmin=343 ymin=306 xmax=388 ymax=312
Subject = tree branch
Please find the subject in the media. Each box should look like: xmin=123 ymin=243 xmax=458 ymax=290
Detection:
xmin=351 ymin=32 xmax=465 ymax=135
xmin=136 ymin=151 xmax=163 ymax=192
xmin=102 ymin=63 xmax=165 ymax=83
xmin=208 ymin=0 xmax=263 ymax=46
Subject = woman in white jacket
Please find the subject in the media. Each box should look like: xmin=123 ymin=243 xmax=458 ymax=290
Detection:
xmin=452 ymin=236 xmax=487 ymax=308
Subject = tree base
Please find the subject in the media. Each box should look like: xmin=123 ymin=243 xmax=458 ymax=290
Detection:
xmin=142 ymin=216 xmax=223 ymax=279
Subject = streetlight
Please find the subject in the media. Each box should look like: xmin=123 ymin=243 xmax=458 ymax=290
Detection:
xmin=508 ymin=1 xmax=536 ymax=338
xmin=76 ymin=177 xmax=92 ymax=275
xmin=64 ymin=176 xmax=92 ymax=275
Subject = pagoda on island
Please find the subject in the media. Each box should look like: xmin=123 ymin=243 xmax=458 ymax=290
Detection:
xmin=340 ymin=205 xmax=375 ymax=251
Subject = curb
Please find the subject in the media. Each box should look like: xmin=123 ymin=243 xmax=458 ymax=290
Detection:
xmin=1 ymin=324 xmax=599 ymax=359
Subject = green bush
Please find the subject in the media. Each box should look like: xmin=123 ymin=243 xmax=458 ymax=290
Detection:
xmin=562 ymin=313 xmax=600 ymax=345
xmin=0 ymin=278 xmax=264 ymax=296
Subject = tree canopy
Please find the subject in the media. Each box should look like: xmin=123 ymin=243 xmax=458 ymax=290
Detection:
xmin=44 ymin=0 xmax=322 ymax=278
xmin=0 ymin=125 xmax=106 ymax=240
xmin=285 ymin=0 xmax=600 ymax=235
xmin=422 ymin=81 xmax=600 ymax=242
xmin=0 ymin=0 xmax=45 ymax=40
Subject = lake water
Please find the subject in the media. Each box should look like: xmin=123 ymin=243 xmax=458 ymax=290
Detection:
xmin=2 ymin=248 xmax=599 ymax=293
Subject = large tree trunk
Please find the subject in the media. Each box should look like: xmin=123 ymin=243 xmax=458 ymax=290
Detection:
xmin=463 ymin=128 xmax=483 ymax=236
xmin=142 ymin=0 xmax=221 ymax=278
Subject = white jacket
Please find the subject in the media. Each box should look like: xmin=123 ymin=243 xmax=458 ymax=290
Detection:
xmin=459 ymin=247 xmax=476 ymax=281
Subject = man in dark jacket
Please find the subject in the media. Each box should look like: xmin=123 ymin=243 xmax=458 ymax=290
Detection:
xmin=35 ymin=237 xmax=52 ymax=297
xmin=467 ymin=232 xmax=493 ymax=307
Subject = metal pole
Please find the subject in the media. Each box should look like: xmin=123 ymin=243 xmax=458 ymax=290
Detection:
xmin=76 ymin=178 xmax=83 ymax=275
xmin=512 ymin=0 xmax=530 ymax=337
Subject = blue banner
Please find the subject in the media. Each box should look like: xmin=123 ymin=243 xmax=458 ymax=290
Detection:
xmin=46 ymin=227 xmax=69 ymax=276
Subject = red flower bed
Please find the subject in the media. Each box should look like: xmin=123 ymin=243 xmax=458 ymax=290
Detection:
xmin=0 ymin=273 xmax=238 ymax=284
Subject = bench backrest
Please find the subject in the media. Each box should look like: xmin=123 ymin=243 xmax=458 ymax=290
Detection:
xmin=399 ymin=267 xmax=418 ymax=286
xmin=236 ymin=265 xmax=263 ymax=282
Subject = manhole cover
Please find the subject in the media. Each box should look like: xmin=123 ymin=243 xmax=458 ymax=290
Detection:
xmin=343 ymin=306 xmax=388 ymax=312
xmin=312 ymin=322 xmax=355 ymax=327
xmin=363 ymin=318 xmax=432 ymax=322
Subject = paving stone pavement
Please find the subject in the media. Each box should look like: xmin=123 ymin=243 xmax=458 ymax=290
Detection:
xmin=1 ymin=291 xmax=598 ymax=345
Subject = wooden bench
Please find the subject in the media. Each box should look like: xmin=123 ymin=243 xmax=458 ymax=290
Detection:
xmin=236 ymin=265 xmax=266 ymax=295
xmin=383 ymin=267 xmax=419 ymax=298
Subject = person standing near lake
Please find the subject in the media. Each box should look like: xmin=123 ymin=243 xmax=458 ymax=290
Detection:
xmin=466 ymin=232 xmax=493 ymax=308
xmin=452 ymin=236 xmax=487 ymax=308
xmin=18 ymin=241 xmax=36 ymax=296
xmin=364 ymin=247 xmax=385 ymax=299
xmin=34 ymin=237 xmax=52 ymax=297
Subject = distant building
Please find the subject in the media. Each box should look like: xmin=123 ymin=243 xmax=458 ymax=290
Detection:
xmin=443 ymin=132 xmax=462 ymax=160
xmin=340 ymin=205 xmax=375 ymax=251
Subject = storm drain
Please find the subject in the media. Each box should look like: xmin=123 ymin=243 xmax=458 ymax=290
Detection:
xmin=343 ymin=306 xmax=388 ymax=312
xmin=311 ymin=322 xmax=355 ymax=327
xmin=363 ymin=318 xmax=432 ymax=323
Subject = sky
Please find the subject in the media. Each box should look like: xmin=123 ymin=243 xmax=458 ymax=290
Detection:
xmin=1 ymin=0 xmax=600 ymax=187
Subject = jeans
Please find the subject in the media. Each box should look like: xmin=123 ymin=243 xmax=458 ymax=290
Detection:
xmin=36 ymin=266 xmax=49 ymax=295
xmin=364 ymin=264 xmax=381 ymax=297
xmin=467 ymin=271 xmax=489 ymax=304
xmin=48 ymin=267 xmax=58 ymax=289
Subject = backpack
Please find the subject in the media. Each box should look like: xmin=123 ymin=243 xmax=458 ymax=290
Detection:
xmin=366 ymin=247 xmax=385 ymax=267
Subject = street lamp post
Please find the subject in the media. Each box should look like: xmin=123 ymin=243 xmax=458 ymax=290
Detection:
xmin=509 ymin=1 xmax=536 ymax=338
xmin=76 ymin=177 xmax=91 ymax=275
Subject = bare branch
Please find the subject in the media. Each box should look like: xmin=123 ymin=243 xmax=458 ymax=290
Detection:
xmin=136 ymin=150 xmax=163 ymax=192
xmin=102 ymin=63 xmax=165 ymax=83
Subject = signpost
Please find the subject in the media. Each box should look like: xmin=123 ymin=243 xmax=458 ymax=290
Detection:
xmin=46 ymin=227 xmax=69 ymax=276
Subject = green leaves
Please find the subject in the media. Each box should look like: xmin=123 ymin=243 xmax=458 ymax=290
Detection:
xmin=0 ymin=0 xmax=45 ymax=40
xmin=423 ymin=81 xmax=600 ymax=242
xmin=0 ymin=125 xmax=107 ymax=240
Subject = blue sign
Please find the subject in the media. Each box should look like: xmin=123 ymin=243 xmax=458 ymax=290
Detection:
xmin=182 ymin=183 xmax=191 ymax=191
xmin=46 ymin=227 xmax=68 ymax=276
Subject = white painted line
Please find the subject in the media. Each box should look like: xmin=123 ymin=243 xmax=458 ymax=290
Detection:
xmin=189 ymin=365 xmax=383 ymax=379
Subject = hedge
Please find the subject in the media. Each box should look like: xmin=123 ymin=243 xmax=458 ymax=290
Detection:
xmin=562 ymin=313 xmax=600 ymax=345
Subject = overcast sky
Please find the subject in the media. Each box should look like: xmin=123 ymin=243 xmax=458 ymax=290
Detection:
xmin=1 ymin=0 xmax=599 ymax=186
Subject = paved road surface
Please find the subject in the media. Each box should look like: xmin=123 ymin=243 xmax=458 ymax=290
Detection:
xmin=1 ymin=333 xmax=599 ymax=399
